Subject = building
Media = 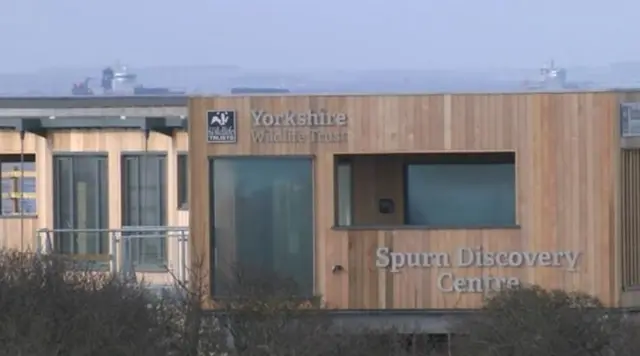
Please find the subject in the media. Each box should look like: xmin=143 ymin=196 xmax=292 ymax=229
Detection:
xmin=4 ymin=91 xmax=640 ymax=330
xmin=188 ymin=91 xmax=640 ymax=323
xmin=0 ymin=96 xmax=189 ymax=284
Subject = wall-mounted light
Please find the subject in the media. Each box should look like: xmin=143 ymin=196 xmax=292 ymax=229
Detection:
xmin=48 ymin=115 xmax=55 ymax=120
xmin=180 ymin=115 xmax=186 ymax=120
xmin=120 ymin=115 xmax=126 ymax=120
xmin=332 ymin=264 xmax=344 ymax=273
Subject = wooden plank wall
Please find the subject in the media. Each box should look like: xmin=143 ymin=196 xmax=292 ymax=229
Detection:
xmin=620 ymin=149 xmax=640 ymax=288
xmin=189 ymin=93 xmax=620 ymax=309
xmin=618 ymin=91 xmax=640 ymax=306
xmin=0 ymin=129 xmax=189 ymax=281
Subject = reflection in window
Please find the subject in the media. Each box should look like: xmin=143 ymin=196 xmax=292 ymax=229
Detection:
xmin=333 ymin=153 xmax=516 ymax=228
xmin=177 ymin=154 xmax=188 ymax=209
xmin=335 ymin=159 xmax=352 ymax=226
xmin=53 ymin=156 xmax=109 ymax=258
xmin=122 ymin=154 xmax=167 ymax=269
xmin=407 ymin=153 xmax=516 ymax=227
xmin=211 ymin=157 xmax=314 ymax=297
xmin=1 ymin=155 xmax=36 ymax=216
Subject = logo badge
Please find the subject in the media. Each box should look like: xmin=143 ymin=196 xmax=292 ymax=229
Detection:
xmin=207 ymin=110 xmax=236 ymax=143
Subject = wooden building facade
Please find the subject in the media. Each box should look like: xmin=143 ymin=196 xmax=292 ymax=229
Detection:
xmin=189 ymin=92 xmax=640 ymax=310
xmin=0 ymin=96 xmax=189 ymax=283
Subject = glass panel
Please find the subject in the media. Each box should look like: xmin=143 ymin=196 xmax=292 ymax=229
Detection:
xmin=407 ymin=163 xmax=515 ymax=227
xmin=97 ymin=158 xmax=109 ymax=254
xmin=336 ymin=162 xmax=352 ymax=226
xmin=74 ymin=156 xmax=108 ymax=255
xmin=1 ymin=179 xmax=11 ymax=192
xmin=1 ymin=178 xmax=12 ymax=215
xmin=122 ymin=155 xmax=166 ymax=268
xmin=211 ymin=158 xmax=314 ymax=297
xmin=1 ymin=199 xmax=13 ymax=215
xmin=1 ymin=162 xmax=35 ymax=171
xmin=123 ymin=157 xmax=141 ymax=225
xmin=53 ymin=156 xmax=108 ymax=256
xmin=54 ymin=157 xmax=74 ymax=253
xmin=177 ymin=154 xmax=188 ymax=208
xmin=1 ymin=159 xmax=36 ymax=215
xmin=18 ymin=199 xmax=36 ymax=214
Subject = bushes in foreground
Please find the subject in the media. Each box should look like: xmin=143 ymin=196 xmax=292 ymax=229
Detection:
xmin=454 ymin=285 xmax=640 ymax=356
xmin=0 ymin=249 xmax=639 ymax=356
xmin=0 ymin=250 xmax=182 ymax=356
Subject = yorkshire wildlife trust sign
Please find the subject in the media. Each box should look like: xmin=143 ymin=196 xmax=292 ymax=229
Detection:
xmin=207 ymin=110 xmax=237 ymax=143
xmin=250 ymin=109 xmax=348 ymax=143
xmin=375 ymin=247 xmax=581 ymax=293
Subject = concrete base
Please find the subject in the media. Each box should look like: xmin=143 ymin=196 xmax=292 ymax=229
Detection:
xmin=621 ymin=289 xmax=640 ymax=308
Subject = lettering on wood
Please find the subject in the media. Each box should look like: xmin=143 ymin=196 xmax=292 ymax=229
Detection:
xmin=250 ymin=110 xmax=348 ymax=143
xmin=375 ymin=247 xmax=582 ymax=293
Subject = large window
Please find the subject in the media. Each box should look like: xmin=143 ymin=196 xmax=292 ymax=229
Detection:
xmin=53 ymin=155 xmax=109 ymax=258
xmin=177 ymin=153 xmax=188 ymax=209
xmin=406 ymin=153 xmax=515 ymax=227
xmin=121 ymin=154 xmax=167 ymax=269
xmin=334 ymin=152 xmax=516 ymax=228
xmin=1 ymin=154 xmax=36 ymax=216
xmin=210 ymin=157 xmax=314 ymax=297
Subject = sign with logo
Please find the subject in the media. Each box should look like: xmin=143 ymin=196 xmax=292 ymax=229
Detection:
xmin=207 ymin=110 xmax=236 ymax=143
xmin=250 ymin=110 xmax=348 ymax=143
xmin=375 ymin=247 xmax=581 ymax=293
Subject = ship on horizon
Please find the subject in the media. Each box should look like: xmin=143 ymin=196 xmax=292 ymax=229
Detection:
xmin=71 ymin=64 xmax=185 ymax=96
xmin=522 ymin=60 xmax=594 ymax=90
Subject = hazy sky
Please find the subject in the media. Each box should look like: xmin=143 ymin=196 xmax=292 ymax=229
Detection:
xmin=0 ymin=0 xmax=636 ymax=72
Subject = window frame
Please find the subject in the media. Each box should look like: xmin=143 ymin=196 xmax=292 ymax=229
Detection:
xmin=333 ymin=152 xmax=518 ymax=229
xmin=0 ymin=153 xmax=37 ymax=217
xmin=177 ymin=152 xmax=188 ymax=210
xmin=333 ymin=155 xmax=354 ymax=227
xmin=120 ymin=152 xmax=168 ymax=271
xmin=208 ymin=155 xmax=316 ymax=299
xmin=52 ymin=153 xmax=110 ymax=267
xmin=403 ymin=152 xmax=516 ymax=228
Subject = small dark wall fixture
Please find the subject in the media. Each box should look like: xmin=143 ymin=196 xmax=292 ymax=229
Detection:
xmin=379 ymin=198 xmax=395 ymax=214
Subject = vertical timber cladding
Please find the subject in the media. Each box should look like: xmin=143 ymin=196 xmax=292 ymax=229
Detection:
xmin=188 ymin=93 xmax=620 ymax=309
xmin=618 ymin=91 xmax=640 ymax=305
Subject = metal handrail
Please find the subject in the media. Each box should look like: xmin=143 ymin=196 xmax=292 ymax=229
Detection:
xmin=37 ymin=226 xmax=188 ymax=233
xmin=35 ymin=226 xmax=189 ymax=283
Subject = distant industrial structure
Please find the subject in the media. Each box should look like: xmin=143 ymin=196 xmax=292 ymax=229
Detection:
xmin=522 ymin=60 xmax=594 ymax=90
xmin=71 ymin=64 xmax=185 ymax=96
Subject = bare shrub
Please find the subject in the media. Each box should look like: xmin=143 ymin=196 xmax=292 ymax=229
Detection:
xmin=453 ymin=285 xmax=640 ymax=356
xmin=0 ymin=249 xmax=180 ymax=356
xmin=213 ymin=263 xmax=442 ymax=356
xmin=166 ymin=251 xmax=227 ymax=356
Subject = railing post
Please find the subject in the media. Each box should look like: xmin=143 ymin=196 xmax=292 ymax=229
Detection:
xmin=178 ymin=230 xmax=185 ymax=283
xmin=45 ymin=230 xmax=52 ymax=254
xmin=183 ymin=230 xmax=189 ymax=283
xmin=110 ymin=231 xmax=118 ymax=274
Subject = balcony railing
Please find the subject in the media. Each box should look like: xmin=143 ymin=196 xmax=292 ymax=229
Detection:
xmin=35 ymin=226 xmax=189 ymax=283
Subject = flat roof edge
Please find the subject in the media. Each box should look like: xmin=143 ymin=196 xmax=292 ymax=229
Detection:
xmin=190 ymin=89 xmax=636 ymax=98
xmin=0 ymin=95 xmax=188 ymax=109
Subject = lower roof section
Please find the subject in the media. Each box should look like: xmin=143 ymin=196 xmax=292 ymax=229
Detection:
xmin=0 ymin=116 xmax=187 ymax=136
xmin=0 ymin=95 xmax=187 ymax=109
